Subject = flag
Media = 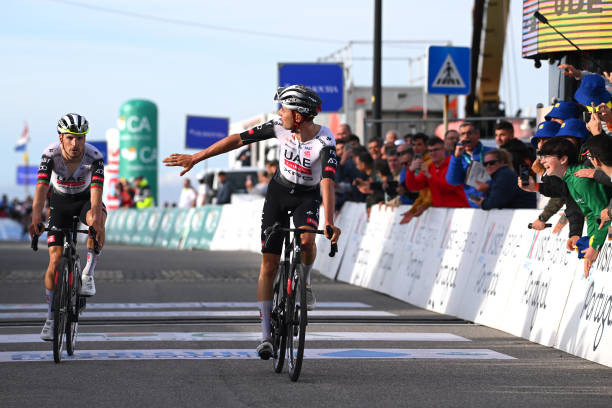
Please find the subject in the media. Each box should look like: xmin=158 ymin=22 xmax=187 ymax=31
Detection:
xmin=15 ymin=123 xmax=30 ymax=152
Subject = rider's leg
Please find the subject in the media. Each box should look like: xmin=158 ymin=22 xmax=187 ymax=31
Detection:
xmin=44 ymin=245 xmax=63 ymax=319
xmin=257 ymin=253 xmax=280 ymax=341
xmin=299 ymin=226 xmax=316 ymax=285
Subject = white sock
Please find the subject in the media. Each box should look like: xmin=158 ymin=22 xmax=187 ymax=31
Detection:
xmin=45 ymin=289 xmax=53 ymax=320
xmin=82 ymin=249 xmax=99 ymax=277
xmin=302 ymin=263 xmax=314 ymax=286
xmin=258 ymin=300 xmax=272 ymax=341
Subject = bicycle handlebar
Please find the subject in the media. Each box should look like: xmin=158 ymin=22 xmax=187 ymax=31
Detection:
xmin=263 ymin=222 xmax=338 ymax=257
xmin=31 ymin=223 xmax=99 ymax=253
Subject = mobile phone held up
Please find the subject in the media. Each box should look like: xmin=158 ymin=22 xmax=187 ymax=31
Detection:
xmin=519 ymin=164 xmax=530 ymax=187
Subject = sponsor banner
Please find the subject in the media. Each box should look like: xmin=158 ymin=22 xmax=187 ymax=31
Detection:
xmin=0 ymin=219 xmax=26 ymax=241
xmin=556 ymin=240 xmax=612 ymax=367
xmin=336 ymin=204 xmax=368 ymax=283
xmin=120 ymin=209 xmax=140 ymax=244
xmin=129 ymin=208 xmax=154 ymax=245
xmin=141 ymin=208 xmax=165 ymax=246
xmin=167 ymin=208 xmax=192 ymax=249
xmin=182 ymin=205 xmax=223 ymax=249
xmin=153 ymin=208 xmax=181 ymax=247
xmin=183 ymin=207 xmax=208 ymax=249
xmin=210 ymin=200 xmax=263 ymax=252
xmin=0 ymin=348 xmax=514 ymax=362
xmin=0 ymin=331 xmax=469 ymax=344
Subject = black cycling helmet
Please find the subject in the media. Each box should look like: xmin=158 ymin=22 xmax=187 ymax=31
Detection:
xmin=57 ymin=113 xmax=89 ymax=135
xmin=275 ymin=85 xmax=322 ymax=118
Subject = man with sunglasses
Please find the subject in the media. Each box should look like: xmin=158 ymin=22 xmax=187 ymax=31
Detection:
xmin=29 ymin=113 xmax=106 ymax=340
xmin=163 ymin=85 xmax=341 ymax=359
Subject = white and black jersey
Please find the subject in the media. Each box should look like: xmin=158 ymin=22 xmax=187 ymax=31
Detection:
xmin=240 ymin=118 xmax=337 ymax=189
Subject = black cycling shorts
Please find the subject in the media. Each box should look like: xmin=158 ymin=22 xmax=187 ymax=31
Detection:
xmin=261 ymin=178 xmax=321 ymax=255
xmin=47 ymin=191 xmax=106 ymax=248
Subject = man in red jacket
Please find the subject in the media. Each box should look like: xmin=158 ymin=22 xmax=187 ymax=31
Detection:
xmin=401 ymin=137 xmax=469 ymax=223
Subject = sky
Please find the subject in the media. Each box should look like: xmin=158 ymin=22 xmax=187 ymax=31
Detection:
xmin=1 ymin=0 xmax=548 ymax=204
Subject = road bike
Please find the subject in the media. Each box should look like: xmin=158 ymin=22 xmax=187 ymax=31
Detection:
xmin=264 ymin=221 xmax=337 ymax=382
xmin=32 ymin=216 xmax=99 ymax=363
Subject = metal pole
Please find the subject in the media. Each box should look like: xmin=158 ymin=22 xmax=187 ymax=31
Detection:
xmin=443 ymin=95 xmax=449 ymax=134
xmin=372 ymin=0 xmax=382 ymax=142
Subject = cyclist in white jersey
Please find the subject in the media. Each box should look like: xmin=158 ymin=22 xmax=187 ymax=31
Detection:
xmin=29 ymin=113 xmax=107 ymax=340
xmin=164 ymin=85 xmax=341 ymax=359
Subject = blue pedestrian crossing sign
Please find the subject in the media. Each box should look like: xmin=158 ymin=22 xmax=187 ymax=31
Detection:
xmin=427 ymin=46 xmax=471 ymax=95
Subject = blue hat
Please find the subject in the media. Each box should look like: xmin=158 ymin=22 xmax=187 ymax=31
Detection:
xmin=531 ymin=121 xmax=561 ymax=147
xmin=575 ymin=236 xmax=593 ymax=259
xmin=556 ymin=118 xmax=589 ymax=140
xmin=544 ymin=101 xmax=580 ymax=121
xmin=574 ymin=74 xmax=612 ymax=107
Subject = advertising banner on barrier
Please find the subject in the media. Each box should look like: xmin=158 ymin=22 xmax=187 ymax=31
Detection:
xmin=182 ymin=206 xmax=222 ymax=250
xmin=141 ymin=208 xmax=165 ymax=246
xmin=120 ymin=210 xmax=140 ymax=244
xmin=167 ymin=209 xmax=192 ymax=249
xmin=154 ymin=209 xmax=181 ymax=248
xmin=130 ymin=209 xmax=153 ymax=245
xmin=210 ymin=200 xmax=263 ymax=252
xmin=556 ymin=241 xmax=612 ymax=367
xmin=108 ymin=209 xmax=128 ymax=243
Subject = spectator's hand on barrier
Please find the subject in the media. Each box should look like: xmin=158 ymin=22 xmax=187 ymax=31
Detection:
xmin=325 ymin=223 xmax=341 ymax=245
xmin=566 ymin=235 xmax=580 ymax=251
xmin=399 ymin=210 xmax=415 ymax=225
xmin=597 ymin=102 xmax=612 ymax=123
xmin=531 ymin=158 xmax=545 ymax=176
xmin=472 ymin=196 xmax=484 ymax=207
xmin=475 ymin=180 xmax=490 ymax=193
xmin=412 ymin=205 xmax=426 ymax=217
xmin=354 ymin=178 xmax=372 ymax=194
xmin=518 ymin=176 xmax=537 ymax=192
xmin=573 ymin=168 xmax=596 ymax=179
xmin=582 ymin=247 xmax=599 ymax=278
xmin=600 ymin=208 xmax=611 ymax=229
xmin=552 ymin=217 xmax=568 ymax=234
xmin=558 ymin=64 xmax=581 ymax=80
xmin=586 ymin=110 xmax=603 ymax=135
xmin=530 ymin=219 xmax=546 ymax=231
xmin=163 ymin=153 xmax=195 ymax=176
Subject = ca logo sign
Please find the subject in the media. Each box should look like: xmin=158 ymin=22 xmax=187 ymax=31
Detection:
xmin=126 ymin=116 xmax=152 ymax=133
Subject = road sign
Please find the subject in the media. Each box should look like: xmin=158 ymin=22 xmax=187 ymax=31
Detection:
xmin=185 ymin=116 xmax=229 ymax=150
xmin=16 ymin=166 xmax=38 ymax=185
xmin=278 ymin=63 xmax=344 ymax=112
xmin=427 ymin=46 xmax=471 ymax=95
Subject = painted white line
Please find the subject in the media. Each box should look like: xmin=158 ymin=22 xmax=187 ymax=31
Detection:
xmin=0 ymin=348 xmax=515 ymax=362
xmin=0 ymin=332 xmax=469 ymax=343
xmin=0 ymin=302 xmax=372 ymax=310
xmin=0 ymin=310 xmax=395 ymax=319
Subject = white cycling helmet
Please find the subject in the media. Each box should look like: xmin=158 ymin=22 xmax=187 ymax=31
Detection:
xmin=57 ymin=113 xmax=89 ymax=135
xmin=275 ymin=85 xmax=322 ymax=118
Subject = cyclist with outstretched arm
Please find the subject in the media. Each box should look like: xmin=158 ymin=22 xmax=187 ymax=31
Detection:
xmin=29 ymin=113 xmax=106 ymax=340
xmin=163 ymin=85 xmax=341 ymax=359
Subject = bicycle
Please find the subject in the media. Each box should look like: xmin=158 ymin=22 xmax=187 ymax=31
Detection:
xmin=264 ymin=221 xmax=337 ymax=382
xmin=31 ymin=216 xmax=99 ymax=363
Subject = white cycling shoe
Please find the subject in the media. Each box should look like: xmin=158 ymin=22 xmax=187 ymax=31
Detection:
xmin=40 ymin=319 xmax=53 ymax=341
xmin=80 ymin=275 xmax=96 ymax=297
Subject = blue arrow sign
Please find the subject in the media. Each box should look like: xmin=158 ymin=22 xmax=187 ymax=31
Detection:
xmin=427 ymin=46 xmax=471 ymax=95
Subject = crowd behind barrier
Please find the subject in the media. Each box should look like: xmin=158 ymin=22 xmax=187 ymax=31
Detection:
xmin=98 ymin=200 xmax=612 ymax=368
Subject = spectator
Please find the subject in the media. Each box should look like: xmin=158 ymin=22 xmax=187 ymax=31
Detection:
xmin=336 ymin=123 xmax=351 ymax=141
xmin=265 ymin=159 xmax=279 ymax=178
xmin=347 ymin=134 xmax=361 ymax=151
xmin=237 ymin=147 xmax=251 ymax=167
xmin=382 ymin=142 xmax=396 ymax=161
xmin=401 ymin=138 xmax=469 ymax=223
xmin=133 ymin=176 xmax=154 ymax=208
xmin=521 ymin=138 xmax=612 ymax=276
xmin=446 ymin=122 xmax=493 ymax=207
xmin=353 ymin=150 xmax=384 ymax=213
xmin=117 ymin=178 xmax=135 ymax=208
xmin=385 ymin=130 xmax=398 ymax=145
xmin=384 ymin=150 xmax=403 ymax=206
xmin=248 ymin=171 xmax=270 ymax=196
xmin=495 ymin=119 xmax=536 ymax=177
xmin=178 ymin=178 xmax=197 ymax=208
xmin=402 ymin=133 xmax=413 ymax=146
xmin=368 ymin=137 xmax=383 ymax=161
xmin=575 ymin=134 xmax=612 ymax=227
xmin=472 ymin=149 xmax=536 ymax=210
xmin=396 ymin=142 xmax=419 ymax=205
xmin=444 ymin=129 xmax=460 ymax=155
xmin=196 ymin=172 xmax=213 ymax=206
xmin=215 ymin=171 xmax=233 ymax=204
xmin=401 ymin=132 xmax=434 ymax=222
xmin=334 ymin=139 xmax=364 ymax=208
xmin=544 ymin=100 xmax=581 ymax=124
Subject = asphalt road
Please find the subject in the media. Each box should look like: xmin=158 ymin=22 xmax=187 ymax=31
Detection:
xmin=1 ymin=243 xmax=611 ymax=408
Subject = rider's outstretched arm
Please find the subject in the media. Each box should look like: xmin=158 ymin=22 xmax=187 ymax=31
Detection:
xmin=163 ymin=133 xmax=244 ymax=175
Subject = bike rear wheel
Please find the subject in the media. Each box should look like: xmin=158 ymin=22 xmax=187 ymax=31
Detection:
xmin=287 ymin=267 xmax=307 ymax=382
xmin=53 ymin=258 xmax=70 ymax=363
xmin=272 ymin=263 xmax=287 ymax=373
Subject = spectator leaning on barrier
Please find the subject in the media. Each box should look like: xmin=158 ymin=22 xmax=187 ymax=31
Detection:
xmin=384 ymin=149 xmax=404 ymax=207
xmin=495 ymin=119 xmax=535 ymax=175
xmin=400 ymin=133 xmax=433 ymax=223
xmin=446 ymin=122 xmax=493 ymax=207
xmin=353 ymin=149 xmax=384 ymax=212
xmin=178 ymin=178 xmax=197 ymax=208
xmin=443 ymin=129 xmax=460 ymax=155
xmin=521 ymin=137 xmax=612 ymax=277
xmin=396 ymin=142 xmax=419 ymax=205
xmin=215 ymin=171 xmax=233 ymax=205
xmin=401 ymin=137 xmax=469 ymax=223
xmin=472 ymin=149 xmax=537 ymax=210
xmin=529 ymin=121 xmax=567 ymax=232
xmin=133 ymin=176 xmax=154 ymax=208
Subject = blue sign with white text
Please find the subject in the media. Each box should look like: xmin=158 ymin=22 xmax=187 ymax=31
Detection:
xmin=427 ymin=46 xmax=471 ymax=95
xmin=16 ymin=166 xmax=38 ymax=185
xmin=88 ymin=141 xmax=108 ymax=164
xmin=185 ymin=116 xmax=229 ymax=150
xmin=278 ymin=63 xmax=344 ymax=112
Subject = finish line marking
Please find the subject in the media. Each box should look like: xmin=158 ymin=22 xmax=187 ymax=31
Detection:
xmin=0 ymin=332 xmax=470 ymax=344
xmin=0 ymin=348 xmax=514 ymax=362
xmin=0 ymin=310 xmax=395 ymax=319
xmin=0 ymin=302 xmax=372 ymax=310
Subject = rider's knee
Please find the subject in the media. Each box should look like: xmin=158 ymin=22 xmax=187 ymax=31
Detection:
xmin=260 ymin=256 xmax=280 ymax=276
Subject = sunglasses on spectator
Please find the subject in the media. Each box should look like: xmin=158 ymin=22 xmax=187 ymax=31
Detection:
xmin=400 ymin=162 xmax=409 ymax=166
xmin=427 ymin=147 xmax=443 ymax=153
xmin=483 ymin=159 xmax=499 ymax=166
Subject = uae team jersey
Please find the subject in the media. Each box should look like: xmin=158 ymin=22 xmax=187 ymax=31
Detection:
xmin=240 ymin=118 xmax=337 ymax=187
xmin=37 ymin=142 xmax=105 ymax=196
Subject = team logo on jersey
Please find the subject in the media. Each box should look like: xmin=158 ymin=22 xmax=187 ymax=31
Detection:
xmin=304 ymin=150 xmax=310 ymax=158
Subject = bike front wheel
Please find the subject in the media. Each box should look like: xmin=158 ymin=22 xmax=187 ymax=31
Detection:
xmin=66 ymin=256 xmax=82 ymax=356
xmin=287 ymin=268 xmax=307 ymax=382
xmin=272 ymin=264 xmax=287 ymax=373
xmin=53 ymin=258 xmax=70 ymax=363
